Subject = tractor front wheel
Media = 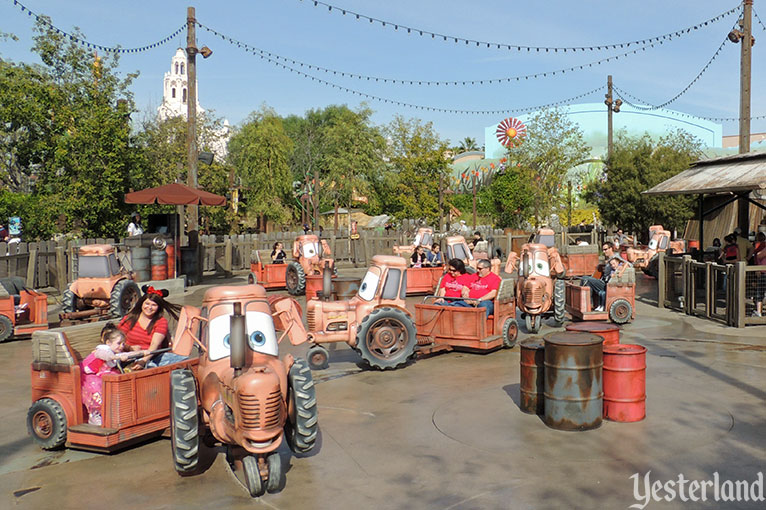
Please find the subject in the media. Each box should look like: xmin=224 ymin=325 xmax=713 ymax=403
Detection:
xmin=525 ymin=314 xmax=541 ymax=334
xmin=355 ymin=307 xmax=417 ymax=370
xmin=0 ymin=315 xmax=13 ymax=342
xmin=609 ymin=298 xmax=633 ymax=324
xmin=285 ymin=358 xmax=318 ymax=454
xmin=285 ymin=261 xmax=306 ymax=296
xmin=266 ymin=451 xmax=283 ymax=492
xmin=307 ymin=345 xmax=330 ymax=370
xmin=502 ymin=318 xmax=518 ymax=349
xmin=242 ymin=455 xmax=265 ymax=497
xmin=170 ymin=369 xmax=200 ymax=475
xmin=109 ymin=280 xmax=140 ymax=318
xmin=553 ymin=280 xmax=566 ymax=325
xmin=27 ymin=398 xmax=67 ymax=450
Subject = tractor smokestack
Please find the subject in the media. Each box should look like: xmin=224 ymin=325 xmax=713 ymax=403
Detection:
xmin=322 ymin=260 xmax=332 ymax=301
xmin=230 ymin=302 xmax=246 ymax=375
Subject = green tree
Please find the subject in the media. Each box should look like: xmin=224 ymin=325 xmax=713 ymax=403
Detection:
xmin=507 ymin=108 xmax=590 ymax=226
xmin=228 ymin=106 xmax=293 ymax=230
xmin=485 ymin=165 xmax=534 ymax=228
xmin=381 ymin=116 xmax=450 ymax=225
xmin=457 ymin=137 xmax=479 ymax=152
xmin=584 ymin=129 xmax=703 ymax=238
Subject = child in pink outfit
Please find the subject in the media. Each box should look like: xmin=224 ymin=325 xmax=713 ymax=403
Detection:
xmin=80 ymin=323 xmax=147 ymax=425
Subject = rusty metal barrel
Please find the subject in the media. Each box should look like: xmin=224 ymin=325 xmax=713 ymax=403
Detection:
xmin=603 ymin=344 xmax=647 ymax=422
xmin=543 ymin=331 xmax=604 ymax=431
xmin=150 ymin=248 xmax=167 ymax=281
xmin=131 ymin=247 xmax=151 ymax=282
xmin=333 ymin=277 xmax=361 ymax=300
xmin=305 ymin=274 xmax=323 ymax=301
xmin=566 ymin=322 xmax=621 ymax=346
xmin=165 ymin=242 xmax=176 ymax=278
xmin=519 ymin=337 xmax=545 ymax=414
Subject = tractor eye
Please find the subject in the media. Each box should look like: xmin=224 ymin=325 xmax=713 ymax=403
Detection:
xmin=249 ymin=331 xmax=266 ymax=348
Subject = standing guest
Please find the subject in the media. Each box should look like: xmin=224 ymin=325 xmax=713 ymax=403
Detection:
xmin=734 ymin=227 xmax=750 ymax=263
xmin=411 ymin=245 xmax=428 ymax=267
xmin=81 ymin=323 xmax=149 ymax=425
xmin=750 ymin=232 xmax=766 ymax=317
xmin=427 ymin=243 xmax=443 ymax=267
xmin=119 ymin=286 xmax=183 ymax=368
xmin=452 ymin=259 xmax=501 ymax=318
xmin=719 ymin=235 xmax=739 ymax=264
xmin=434 ymin=259 xmax=472 ymax=304
xmin=127 ymin=212 xmax=143 ymax=237
xmin=271 ymin=242 xmax=286 ymax=264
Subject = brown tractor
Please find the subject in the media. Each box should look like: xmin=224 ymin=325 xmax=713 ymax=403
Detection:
xmin=61 ymin=245 xmax=140 ymax=320
xmin=392 ymin=226 xmax=434 ymax=258
xmin=0 ymin=277 xmax=49 ymax=342
xmin=532 ymin=228 xmax=600 ymax=278
xmin=444 ymin=235 xmax=501 ymax=274
xmin=506 ymin=240 xmax=567 ymax=334
xmin=622 ymin=225 xmax=686 ymax=278
xmin=565 ymin=265 xmax=636 ymax=324
xmin=248 ymin=234 xmax=335 ymax=294
xmin=168 ymin=285 xmax=317 ymax=497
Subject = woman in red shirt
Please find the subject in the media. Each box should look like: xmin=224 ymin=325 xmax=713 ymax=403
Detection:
xmin=434 ymin=259 xmax=474 ymax=304
xmin=119 ymin=285 xmax=181 ymax=368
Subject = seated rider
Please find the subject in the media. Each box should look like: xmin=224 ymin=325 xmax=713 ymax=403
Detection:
xmin=582 ymin=255 xmax=631 ymax=311
xmin=427 ymin=243 xmax=443 ymax=266
xmin=271 ymin=242 xmax=286 ymax=264
xmin=434 ymin=258 xmax=472 ymax=304
xmin=450 ymin=259 xmax=501 ymax=318
xmin=411 ymin=245 xmax=428 ymax=268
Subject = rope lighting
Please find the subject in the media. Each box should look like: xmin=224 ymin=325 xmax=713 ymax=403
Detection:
xmin=7 ymin=0 xmax=185 ymax=54
xmin=613 ymin=86 xmax=766 ymax=121
xmin=293 ymin=0 xmax=740 ymax=53
xmin=754 ymin=7 xmax=766 ymax=32
xmin=198 ymin=22 xmax=667 ymax=87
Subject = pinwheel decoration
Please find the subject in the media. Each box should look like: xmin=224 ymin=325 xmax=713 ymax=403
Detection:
xmin=495 ymin=117 xmax=527 ymax=147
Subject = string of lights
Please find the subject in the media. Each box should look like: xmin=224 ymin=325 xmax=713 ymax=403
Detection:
xmin=614 ymin=86 xmax=766 ymax=121
xmin=204 ymin=26 xmax=606 ymax=115
xmin=294 ymin=0 xmax=740 ymax=53
xmin=754 ymin=8 xmax=766 ymax=32
xmin=611 ymin=25 xmax=735 ymax=111
xmin=199 ymin=22 xmax=679 ymax=87
xmin=7 ymin=0 xmax=185 ymax=54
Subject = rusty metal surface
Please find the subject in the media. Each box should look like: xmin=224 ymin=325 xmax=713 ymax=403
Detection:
xmin=603 ymin=344 xmax=647 ymax=422
xmin=643 ymin=151 xmax=766 ymax=195
xmin=519 ymin=337 xmax=545 ymax=414
xmin=543 ymin=332 xmax=603 ymax=431
xmin=566 ymin=322 xmax=621 ymax=345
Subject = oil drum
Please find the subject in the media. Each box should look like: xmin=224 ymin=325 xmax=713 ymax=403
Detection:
xmin=566 ymin=322 xmax=621 ymax=346
xmin=305 ymin=274 xmax=323 ymax=301
xmin=165 ymin=242 xmax=176 ymax=278
xmin=151 ymin=248 xmax=167 ymax=281
xmin=519 ymin=337 xmax=545 ymax=414
xmin=603 ymin=344 xmax=647 ymax=422
xmin=131 ymin=247 xmax=151 ymax=282
xmin=543 ymin=331 xmax=603 ymax=431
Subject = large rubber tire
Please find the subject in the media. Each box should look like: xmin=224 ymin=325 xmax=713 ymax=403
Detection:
xmin=266 ymin=451 xmax=283 ymax=493
xmin=285 ymin=358 xmax=318 ymax=454
xmin=525 ymin=314 xmax=541 ymax=334
xmin=355 ymin=307 xmax=417 ymax=370
xmin=242 ymin=455 xmax=265 ymax=497
xmin=609 ymin=298 xmax=633 ymax=324
xmin=502 ymin=318 xmax=518 ymax=349
xmin=285 ymin=261 xmax=306 ymax=296
xmin=307 ymin=345 xmax=330 ymax=371
xmin=644 ymin=255 xmax=659 ymax=279
xmin=109 ymin=279 xmax=140 ymax=318
xmin=0 ymin=315 xmax=13 ymax=342
xmin=170 ymin=369 xmax=200 ymax=475
xmin=27 ymin=398 xmax=67 ymax=450
xmin=61 ymin=287 xmax=78 ymax=314
xmin=553 ymin=280 xmax=566 ymax=325
xmin=247 ymin=272 xmax=257 ymax=285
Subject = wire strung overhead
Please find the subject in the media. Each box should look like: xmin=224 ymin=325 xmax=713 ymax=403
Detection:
xmin=293 ymin=0 xmax=741 ymax=53
xmin=754 ymin=7 xmax=766 ymax=32
xmin=6 ymin=0 xmax=185 ymax=54
xmin=199 ymin=22 xmax=677 ymax=87
xmin=614 ymin=86 xmax=766 ymax=121
xmin=611 ymin=23 xmax=736 ymax=111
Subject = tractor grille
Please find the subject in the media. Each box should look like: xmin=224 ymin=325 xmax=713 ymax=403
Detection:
xmin=306 ymin=309 xmax=317 ymax=331
xmin=239 ymin=390 xmax=283 ymax=429
xmin=523 ymin=285 xmax=543 ymax=304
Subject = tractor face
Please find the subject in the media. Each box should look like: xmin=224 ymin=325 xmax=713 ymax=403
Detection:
xmin=69 ymin=249 xmax=130 ymax=305
xmin=516 ymin=245 xmax=554 ymax=315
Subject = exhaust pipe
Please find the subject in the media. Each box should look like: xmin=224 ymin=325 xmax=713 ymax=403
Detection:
xmin=322 ymin=260 xmax=333 ymax=301
xmin=230 ymin=302 xmax=246 ymax=376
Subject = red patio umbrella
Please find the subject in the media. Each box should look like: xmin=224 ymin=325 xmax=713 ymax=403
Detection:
xmin=124 ymin=182 xmax=226 ymax=206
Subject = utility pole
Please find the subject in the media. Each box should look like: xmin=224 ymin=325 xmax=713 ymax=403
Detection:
xmin=604 ymin=75 xmax=622 ymax=161
xmin=186 ymin=6 xmax=199 ymax=233
xmin=738 ymin=0 xmax=753 ymax=155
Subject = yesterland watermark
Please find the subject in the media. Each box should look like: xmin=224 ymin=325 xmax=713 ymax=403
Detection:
xmin=630 ymin=471 xmax=764 ymax=509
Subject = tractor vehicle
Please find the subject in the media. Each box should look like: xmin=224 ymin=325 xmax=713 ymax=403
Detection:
xmin=249 ymin=234 xmax=335 ymax=296
xmin=444 ymin=235 xmax=501 ymax=274
xmin=506 ymin=241 xmax=567 ymax=334
xmin=565 ymin=265 xmax=636 ymax=324
xmin=531 ymin=228 xmax=600 ymax=278
xmin=392 ymin=226 xmax=434 ymax=260
xmin=292 ymin=255 xmax=518 ymax=371
xmin=622 ymin=225 xmax=686 ymax=278
xmin=27 ymin=320 xmax=198 ymax=452
xmin=0 ymin=276 xmax=49 ymax=342
xmin=168 ymin=285 xmax=317 ymax=497
xmin=60 ymin=244 xmax=140 ymax=321
xmin=391 ymin=227 xmax=445 ymax=295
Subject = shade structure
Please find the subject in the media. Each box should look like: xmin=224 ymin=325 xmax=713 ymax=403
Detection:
xmin=124 ymin=182 xmax=226 ymax=206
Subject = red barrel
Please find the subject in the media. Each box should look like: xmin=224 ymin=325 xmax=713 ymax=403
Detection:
xmin=519 ymin=337 xmax=545 ymax=415
xmin=603 ymin=344 xmax=646 ymax=422
xmin=166 ymin=243 xmax=176 ymax=279
xmin=305 ymin=274 xmax=323 ymax=301
xmin=687 ymin=240 xmax=700 ymax=250
xmin=566 ymin=321 xmax=621 ymax=346
xmin=150 ymin=248 xmax=167 ymax=281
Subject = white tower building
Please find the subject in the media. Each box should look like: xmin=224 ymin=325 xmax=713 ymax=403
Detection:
xmin=157 ymin=48 xmax=203 ymax=121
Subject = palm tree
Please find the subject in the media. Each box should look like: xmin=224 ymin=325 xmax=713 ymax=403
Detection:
xmin=458 ymin=137 xmax=479 ymax=152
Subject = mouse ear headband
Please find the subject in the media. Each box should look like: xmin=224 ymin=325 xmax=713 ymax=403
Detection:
xmin=142 ymin=285 xmax=169 ymax=298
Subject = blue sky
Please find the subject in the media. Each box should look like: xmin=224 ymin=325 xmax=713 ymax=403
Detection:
xmin=2 ymin=0 xmax=764 ymax=146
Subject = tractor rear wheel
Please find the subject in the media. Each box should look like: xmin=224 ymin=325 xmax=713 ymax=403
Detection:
xmin=285 ymin=261 xmax=306 ymax=296
xmin=27 ymin=398 xmax=67 ymax=450
xmin=355 ymin=307 xmax=417 ymax=370
xmin=170 ymin=369 xmax=200 ymax=475
xmin=0 ymin=315 xmax=13 ymax=342
xmin=525 ymin=314 xmax=541 ymax=334
xmin=242 ymin=455 xmax=265 ymax=497
xmin=307 ymin=345 xmax=330 ymax=370
xmin=502 ymin=318 xmax=518 ymax=349
xmin=553 ymin=280 xmax=566 ymax=325
xmin=609 ymin=299 xmax=633 ymax=324
xmin=61 ymin=287 xmax=78 ymax=314
xmin=266 ymin=451 xmax=283 ymax=492
xmin=109 ymin=280 xmax=140 ymax=318
xmin=285 ymin=358 xmax=318 ymax=454
xmin=247 ymin=272 xmax=257 ymax=285
xmin=645 ymin=255 xmax=659 ymax=279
